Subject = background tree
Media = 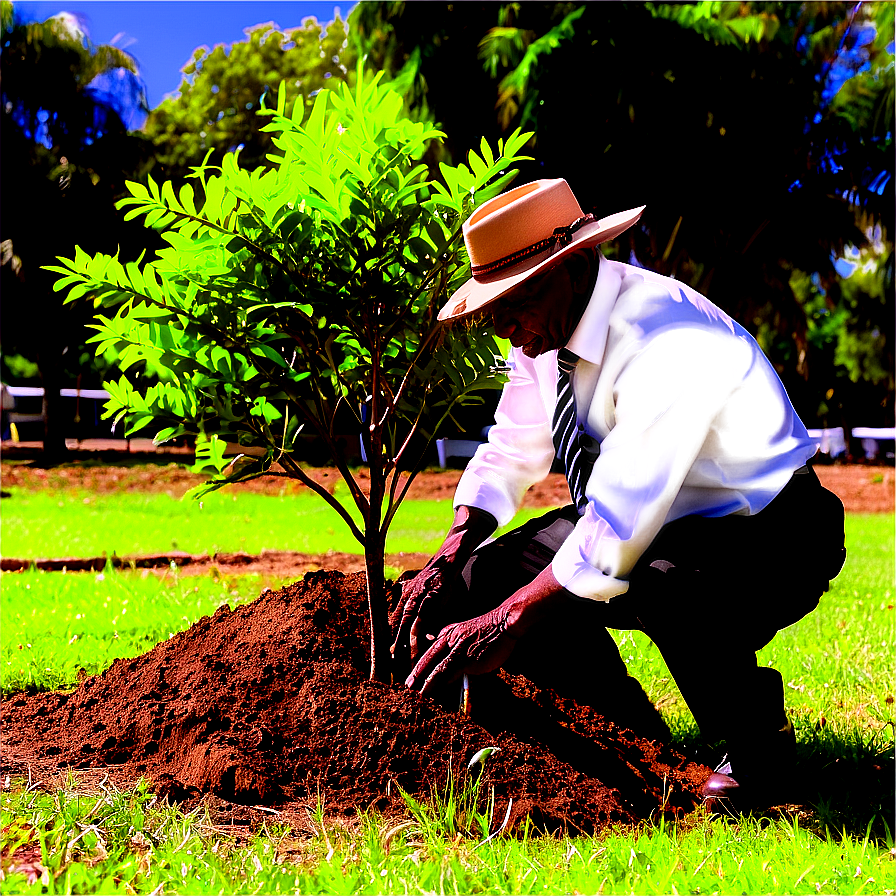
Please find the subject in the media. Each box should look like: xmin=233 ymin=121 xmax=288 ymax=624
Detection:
xmin=794 ymin=1 xmax=894 ymax=444
xmin=144 ymin=16 xmax=355 ymax=184
xmin=350 ymin=1 xmax=894 ymax=434
xmin=791 ymin=230 xmax=894 ymax=453
xmin=48 ymin=70 xmax=531 ymax=682
xmin=0 ymin=0 xmax=155 ymax=458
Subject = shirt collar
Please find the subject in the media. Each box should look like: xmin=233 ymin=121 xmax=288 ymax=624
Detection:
xmin=565 ymin=253 xmax=621 ymax=364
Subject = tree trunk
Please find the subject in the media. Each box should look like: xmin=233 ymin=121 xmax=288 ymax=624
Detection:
xmin=365 ymin=330 xmax=391 ymax=683
xmin=364 ymin=412 xmax=392 ymax=684
xmin=365 ymin=533 xmax=391 ymax=684
xmin=37 ymin=349 xmax=68 ymax=465
xmin=364 ymin=455 xmax=390 ymax=683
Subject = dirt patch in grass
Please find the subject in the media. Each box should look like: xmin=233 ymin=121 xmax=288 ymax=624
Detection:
xmin=2 ymin=462 xmax=889 ymax=580
xmin=1 ymin=459 xmax=891 ymax=512
xmin=0 ymin=549 xmax=432 ymax=578
xmin=807 ymin=464 xmax=894 ymax=514
xmin=1 ymin=571 xmax=709 ymax=834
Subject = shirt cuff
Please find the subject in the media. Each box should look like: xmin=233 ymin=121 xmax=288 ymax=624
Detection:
xmin=551 ymin=534 xmax=631 ymax=602
xmin=452 ymin=469 xmax=520 ymax=528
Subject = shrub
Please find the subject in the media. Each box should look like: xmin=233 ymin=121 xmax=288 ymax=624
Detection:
xmin=47 ymin=67 xmax=532 ymax=681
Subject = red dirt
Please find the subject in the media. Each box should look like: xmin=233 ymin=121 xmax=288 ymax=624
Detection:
xmin=1 ymin=571 xmax=708 ymax=834
xmin=1 ymin=459 xmax=891 ymax=512
xmin=0 ymin=549 xmax=433 ymax=578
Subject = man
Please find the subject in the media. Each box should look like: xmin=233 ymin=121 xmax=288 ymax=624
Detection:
xmin=392 ymin=178 xmax=846 ymax=807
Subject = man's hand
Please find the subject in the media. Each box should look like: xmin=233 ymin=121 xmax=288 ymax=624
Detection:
xmin=390 ymin=558 xmax=455 ymax=663
xmin=404 ymin=564 xmax=571 ymax=696
xmin=404 ymin=606 xmax=518 ymax=696
xmin=390 ymin=506 xmax=498 ymax=664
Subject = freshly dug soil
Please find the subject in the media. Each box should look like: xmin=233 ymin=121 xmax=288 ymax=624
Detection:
xmin=1 ymin=571 xmax=708 ymax=834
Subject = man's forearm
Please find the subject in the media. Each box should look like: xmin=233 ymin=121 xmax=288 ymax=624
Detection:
xmin=429 ymin=505 xmax=499 ymax=572
xmin=391 ymin=505 xmax=500 ymax=661
xmin=502 ymin=564 xmax=571 ymax=638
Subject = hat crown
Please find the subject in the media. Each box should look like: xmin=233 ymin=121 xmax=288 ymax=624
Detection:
xmin=464 ymin=179 xmax=585 ymax=271
xmin=437 ymin=177 xmax=644 ymax=323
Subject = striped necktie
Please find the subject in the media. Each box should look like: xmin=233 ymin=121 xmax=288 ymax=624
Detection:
xmin=552 ymin=348 xmax=591 ymax=512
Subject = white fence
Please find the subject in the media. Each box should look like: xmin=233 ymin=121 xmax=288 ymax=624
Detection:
xmin=3 ymin=386 xmax=893 ymax=462
xmin=438 ymin=426 xmax=895 ymax=467
xmin=806 ymin=427 xmax=896 ymax=461
xmin=2 ymin=385 xmax=111 ymax=436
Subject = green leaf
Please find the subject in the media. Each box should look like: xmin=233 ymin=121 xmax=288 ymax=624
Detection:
xmin=49 ymin=62 xmax=533 ymax=584
xmin=250 ymin=344 xmax=289 ymax=368
xmin=211 ymin=345 xmax=234 ymax=376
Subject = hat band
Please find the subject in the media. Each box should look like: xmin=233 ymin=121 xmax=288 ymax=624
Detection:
xmin=470 ymin=214 xmax=596 ymax=279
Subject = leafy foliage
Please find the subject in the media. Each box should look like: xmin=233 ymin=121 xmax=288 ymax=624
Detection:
xmin=349 ymin=2 xmax=505 ymax=170
xmin=785 ymin=235 xmax=894 ymax=434
xmin=1 ymin=0 xmax=146 ymax=151
xmin=144 ymin=16 xmax=355 ymax=182
xmin=479 ymin=5 xmax=586 ymax=132
xmin=353 ymin=1 xmax=894 ymax=427
xmin=48 ymin=68 xmax=531 ymax=678
xmin=645 ymin=2 xmax=782 ymax=46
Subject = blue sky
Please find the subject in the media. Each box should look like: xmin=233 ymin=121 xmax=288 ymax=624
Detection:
xmin=14 ymin=1 xmax=351 ymax=108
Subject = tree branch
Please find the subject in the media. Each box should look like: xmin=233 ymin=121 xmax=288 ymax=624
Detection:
xmin=277 ymin=452 xmax=366 ymax=545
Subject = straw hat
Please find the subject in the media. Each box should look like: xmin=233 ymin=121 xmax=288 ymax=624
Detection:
xmin=438 ymin=178 xmax=644 ymax=322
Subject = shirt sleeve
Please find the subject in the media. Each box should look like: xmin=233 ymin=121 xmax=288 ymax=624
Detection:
xmin=453 ymin=349 xmax=556 ymax=526
xmin=552 ymin=325 xmax=754 ymax=600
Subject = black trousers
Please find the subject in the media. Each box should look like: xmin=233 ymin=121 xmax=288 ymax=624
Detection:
xmin=452 ymin=466 xmax=846 ymax=757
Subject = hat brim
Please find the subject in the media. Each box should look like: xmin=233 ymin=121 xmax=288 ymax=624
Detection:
xmin=437 ymin=206 xmax=645 ymax=323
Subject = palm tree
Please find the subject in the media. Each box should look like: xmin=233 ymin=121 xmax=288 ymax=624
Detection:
xmin=351 ymin=1 xmax=894 ymax=430
xmin=1 ymin=0 xmax=153 ymax=459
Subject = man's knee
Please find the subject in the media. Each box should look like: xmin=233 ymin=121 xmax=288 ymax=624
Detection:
xmin=507 ymin=600 xmax=631 ymax=687
xmin=459 ymin=505 xmax=578 ymax=607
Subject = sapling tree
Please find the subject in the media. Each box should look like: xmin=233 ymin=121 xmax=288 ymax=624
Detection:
xmin=47 ymin=68 xmax=531 ymax=683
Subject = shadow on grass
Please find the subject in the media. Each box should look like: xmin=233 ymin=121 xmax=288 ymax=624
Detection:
xmin=667 ymin=722 xmax=893 ymax=844
xmin=796 ymin=731 xmax=894 ymax=843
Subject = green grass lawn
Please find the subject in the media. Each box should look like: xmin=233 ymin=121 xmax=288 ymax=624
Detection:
xmin=0 ymin=569 xmax=289 ymax=695
xmin=0 ymin=484 xmax=548 ymax=558
xmin=2 ymin=780 xmax=890 ymax=895
xmin=1 ymin=481 xmax=893 ymax=894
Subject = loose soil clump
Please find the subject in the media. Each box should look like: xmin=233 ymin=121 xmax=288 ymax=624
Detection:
xmin=2 ymin=571 xmax=709 ymax=833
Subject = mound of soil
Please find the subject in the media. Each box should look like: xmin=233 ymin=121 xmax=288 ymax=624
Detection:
xmin=1 ymin=571 xmax=709 ymax=834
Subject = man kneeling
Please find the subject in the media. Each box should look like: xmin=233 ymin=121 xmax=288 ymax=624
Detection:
xmin=392 ymin=179 xmax=846 ymax=808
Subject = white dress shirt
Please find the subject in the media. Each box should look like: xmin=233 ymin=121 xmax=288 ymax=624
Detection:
xmin=453 ymin=256 xmax=818 ymax=602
